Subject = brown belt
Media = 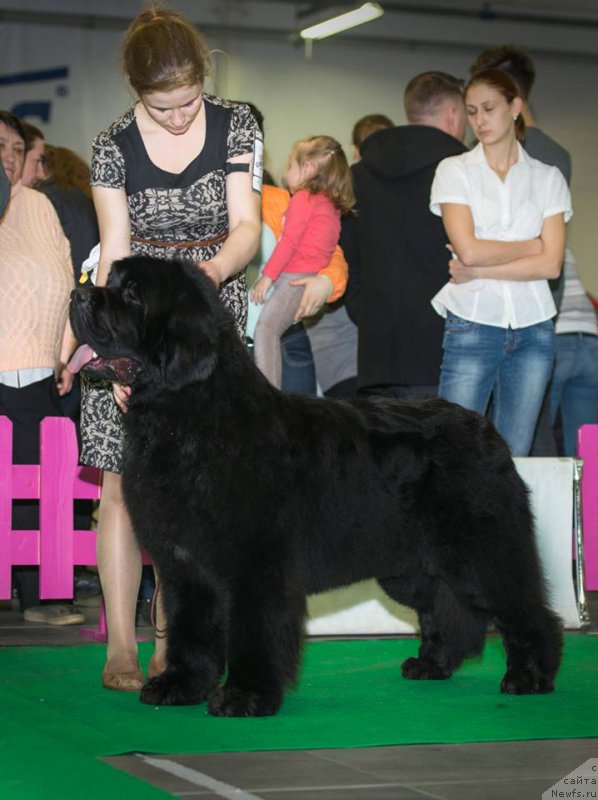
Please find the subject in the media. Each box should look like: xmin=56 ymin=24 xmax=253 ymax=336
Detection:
xmin=131 ymin=231 xmax=228 ymax=249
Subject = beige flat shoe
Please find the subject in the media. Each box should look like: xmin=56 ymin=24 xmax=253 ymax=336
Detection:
xmin=101 ymin=661 xmax=144 ymax=693
xmin=147 ymin=653 xmax=166 ymax=679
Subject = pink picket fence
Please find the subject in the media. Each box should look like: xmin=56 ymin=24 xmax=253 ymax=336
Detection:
xmin=0 ymin=415 xmax=102 ymax=602
xmin=579 ymin=424 xmax=598 ymax=591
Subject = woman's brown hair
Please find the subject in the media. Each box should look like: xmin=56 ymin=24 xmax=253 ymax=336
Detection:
xmin=465 ymin=68 xmax=526 ymax=142
xmin=43 ymin=145 xmax=93 ymax=199
xmin=122 ymin=4 xmax=211 ymax=95
xmin=292 ymin=136 xmax=355 ymax=214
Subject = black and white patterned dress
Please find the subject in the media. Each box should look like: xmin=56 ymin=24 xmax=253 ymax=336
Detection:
xmin=80 ymin=95 xmax=259 ymax=472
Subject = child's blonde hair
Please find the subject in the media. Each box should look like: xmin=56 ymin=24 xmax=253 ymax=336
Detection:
xmin=291 ymin=135 xmax=355 ymax=214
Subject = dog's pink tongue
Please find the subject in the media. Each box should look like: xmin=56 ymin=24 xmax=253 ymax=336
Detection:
xmin=68 ymin=344 xmax=94 ymax=374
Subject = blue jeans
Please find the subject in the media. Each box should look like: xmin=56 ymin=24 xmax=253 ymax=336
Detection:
xmin=247 ymin=324 xmax=316 ymax=395
xmin=550 ymin=332 xmax=598 ymax=456
xmin=281 ymin=324 xmax=317 ymax=395
xmin=438 ymin=312 xmax=555 ymax=456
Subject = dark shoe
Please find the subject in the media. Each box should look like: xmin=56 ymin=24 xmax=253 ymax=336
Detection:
xmin=102 ymin=661 xmax=144 ymax=693
xmin=74 ymin=569 xmax=101 ymax=600
xmin=135 ymin=597 xmax=153 ymax=628
xmin=23 ymin=604 xmax=85 ymax=626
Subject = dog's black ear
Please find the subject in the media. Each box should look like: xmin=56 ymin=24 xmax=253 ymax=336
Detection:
xmin=162 ymin=345 xmax=217 ymax=390
xmin=159 ymin=292 xmax=218 ymax=390
xmin=121 ymin=278 xmax=143 ymax=309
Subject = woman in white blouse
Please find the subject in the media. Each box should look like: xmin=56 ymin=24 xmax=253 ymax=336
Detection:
xmin=430 ymin=68 xmax=572 ymax=456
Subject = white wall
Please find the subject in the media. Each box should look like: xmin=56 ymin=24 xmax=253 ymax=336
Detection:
xmin=0 ymin=18 xmax=596 ymax=291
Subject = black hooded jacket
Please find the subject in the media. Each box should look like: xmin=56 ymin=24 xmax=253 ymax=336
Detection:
xmin=342 ymin=124 xmax=467 ymax=390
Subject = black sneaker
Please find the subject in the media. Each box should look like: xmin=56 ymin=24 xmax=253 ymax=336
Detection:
xmin=74 ymin=568 xmax=101 ymax=600
xmin=135 ymin=597 xmax=153 ymax=627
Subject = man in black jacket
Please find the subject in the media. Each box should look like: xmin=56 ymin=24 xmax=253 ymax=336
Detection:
xmin=343 ymin=72 xmax=467 ymax=397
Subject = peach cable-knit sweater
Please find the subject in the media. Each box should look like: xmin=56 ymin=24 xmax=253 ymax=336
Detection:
xmin=0 ymin=183 xmax=74 ymax=372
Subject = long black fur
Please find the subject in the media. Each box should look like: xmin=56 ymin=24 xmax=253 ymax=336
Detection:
xmin=70 ymin=256 xmax=563 ymax=716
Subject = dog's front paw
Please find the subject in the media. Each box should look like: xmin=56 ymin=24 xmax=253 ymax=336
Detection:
xmin=401 ymin=656 xmax=451 ymax=680
xmin=208 ymin=684 xmax=282 ymax=717
xmin=140 ymin=670 xmax=209 ymax=706
xmin=500 ymin=668 xmax=554 ymax=694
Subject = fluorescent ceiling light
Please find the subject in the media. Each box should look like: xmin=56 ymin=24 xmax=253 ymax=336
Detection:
xmin=300 ymin=2 xmax=384 ymax=40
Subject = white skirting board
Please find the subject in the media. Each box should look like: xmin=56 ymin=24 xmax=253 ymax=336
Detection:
xmin=306 ymin=457 xmax=586 ymax=636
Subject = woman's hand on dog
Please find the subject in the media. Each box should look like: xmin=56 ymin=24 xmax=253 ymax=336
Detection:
xmin=113 ymin=382 xmax=131 ymax=412
xmin=198 ymin=259 xmax=224 ymax=288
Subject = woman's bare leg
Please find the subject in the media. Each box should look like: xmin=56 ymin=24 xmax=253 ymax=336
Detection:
xmin=97 ymin=470 xmax=142 ymax=670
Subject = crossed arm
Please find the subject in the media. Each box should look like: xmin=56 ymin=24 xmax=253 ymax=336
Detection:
xmin=441 ymin=203 xmax=566 ymax=284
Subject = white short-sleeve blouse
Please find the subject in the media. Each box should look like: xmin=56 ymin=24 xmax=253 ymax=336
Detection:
xmin=430 ymin=142 xmax=572 ymax=329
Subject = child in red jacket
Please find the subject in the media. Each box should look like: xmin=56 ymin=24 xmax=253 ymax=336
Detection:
xmin=251 ymin=135 xmax=354 ymax=388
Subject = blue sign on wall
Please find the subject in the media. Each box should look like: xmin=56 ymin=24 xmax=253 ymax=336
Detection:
xmin=0 ymin=66 xmax=70 ymax=123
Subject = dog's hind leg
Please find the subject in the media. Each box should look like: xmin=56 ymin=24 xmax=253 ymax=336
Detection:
xmin=208 ymin=587 xmax=306 ymax=718
xmin=457 ymin=501 xmax=563 ymax=694
xmin=495 ymin=608 xmax=563 ymax=695
xmin=488 ymin=575 xmax=563 ymax=695
xmin=463 ymin=553 xmax=563 ymax=694
xmin=140 ymin=577 xmax=225 ymax=706
xmin=443 ymin=527 xmax=563 ymax=693
xmin=379 ymin=576 xmax=486 ymax=680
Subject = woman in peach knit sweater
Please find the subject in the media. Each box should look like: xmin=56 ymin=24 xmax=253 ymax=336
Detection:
xmin=0 ymin=110 xmax=78 ymax=624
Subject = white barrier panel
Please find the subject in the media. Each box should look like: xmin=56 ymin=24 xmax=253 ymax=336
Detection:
xmin=306 ymin=457 xmax=585 ymax=636
xmin=514 ymin=458 xmax=583 ymax=630
xmin=307 ymin=581 xmax=418 ymax=636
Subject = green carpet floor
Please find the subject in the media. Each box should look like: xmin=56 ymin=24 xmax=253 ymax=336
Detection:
xmin=1 ymin=635 xmax=596 ymax=799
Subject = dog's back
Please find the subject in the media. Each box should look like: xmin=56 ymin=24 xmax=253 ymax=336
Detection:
xmin=277 ymin=394 xmax=530 ymax=592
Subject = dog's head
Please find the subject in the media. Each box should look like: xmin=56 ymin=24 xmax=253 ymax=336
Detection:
xmin=69 ymin=256 xmax=232 ymax=393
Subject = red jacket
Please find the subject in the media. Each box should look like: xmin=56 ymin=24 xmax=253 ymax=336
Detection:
xmin=263 ymin=189 xmax=340 ymax=281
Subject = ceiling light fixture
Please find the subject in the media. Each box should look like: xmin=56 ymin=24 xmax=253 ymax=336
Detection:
xmin=299 ymin=2 xmax=384 ymax=41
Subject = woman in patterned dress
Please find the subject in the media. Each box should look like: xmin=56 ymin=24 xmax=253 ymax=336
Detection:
xmin=83 ymin=7 xmax=262 ymax=691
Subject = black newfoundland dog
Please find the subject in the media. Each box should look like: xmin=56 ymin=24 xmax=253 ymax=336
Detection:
xmin=70 ymin=256 xmax=562 ymax=717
